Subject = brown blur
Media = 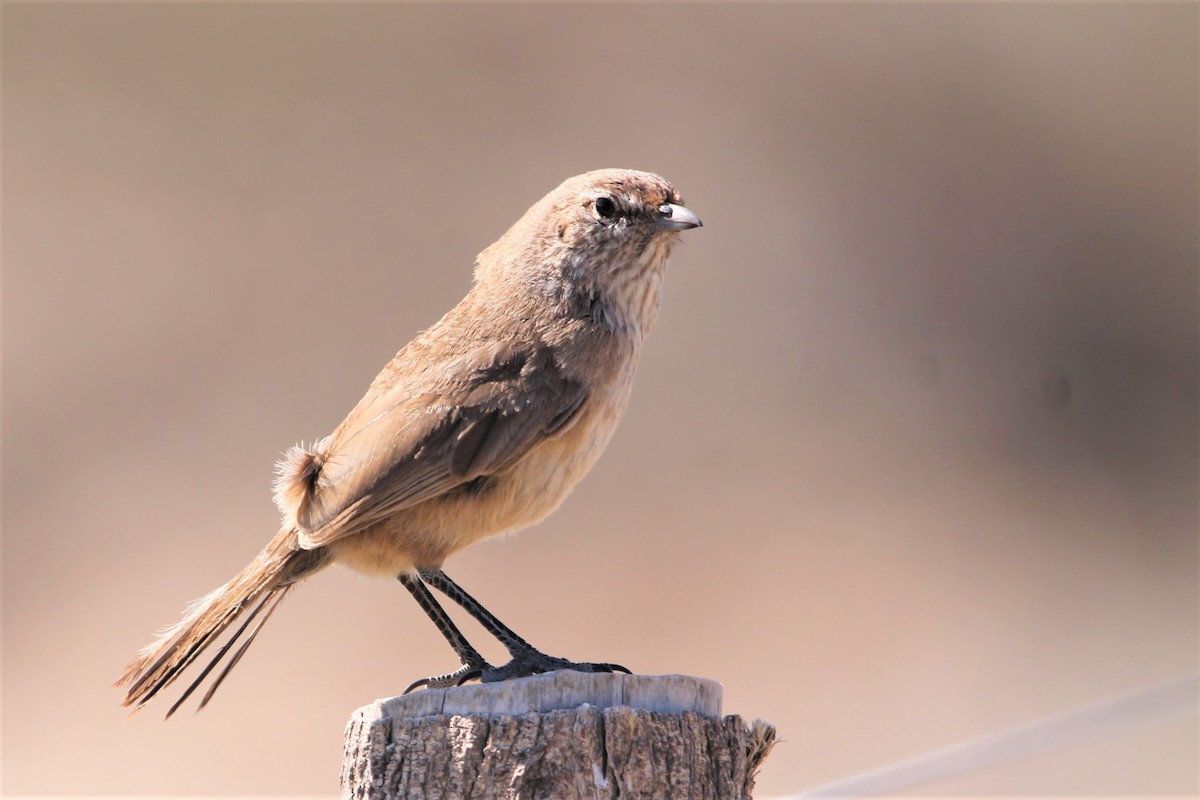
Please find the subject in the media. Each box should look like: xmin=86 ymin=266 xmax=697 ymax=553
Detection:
xmin=3 ymin=4 xmax=1196 ymax=796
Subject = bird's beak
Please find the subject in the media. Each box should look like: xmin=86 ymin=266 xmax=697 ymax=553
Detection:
xmin=655 ymin=203 xmax=703 ymax=231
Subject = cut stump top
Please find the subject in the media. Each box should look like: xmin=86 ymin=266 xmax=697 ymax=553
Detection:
xmin=355 ymin=672 xmax=722 ymax=722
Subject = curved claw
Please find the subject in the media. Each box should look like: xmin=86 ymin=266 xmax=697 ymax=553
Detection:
xmin=402 ymin=677 xmax=431 ymax=695
xmin=403 ymin=664 xmax=486 ymax=694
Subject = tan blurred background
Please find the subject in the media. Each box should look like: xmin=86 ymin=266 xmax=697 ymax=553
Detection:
xmin=3 ymin=3 xmax=1196 ymax=796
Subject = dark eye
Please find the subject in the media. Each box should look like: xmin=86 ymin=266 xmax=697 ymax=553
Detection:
xmin=595 ymin=196 xmax=616 ymax=219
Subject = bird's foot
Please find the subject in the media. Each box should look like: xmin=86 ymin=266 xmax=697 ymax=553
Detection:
xmin=403 ymin=660 xmax=486 ymax=693
xmin=480 ymin=650 xmax=631 ymax=683
xmin=403 ymin=650 xmax=630 ymax=693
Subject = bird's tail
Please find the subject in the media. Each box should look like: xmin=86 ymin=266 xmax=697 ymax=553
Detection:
xmin=115 ymin=528 xmax=329 ymax=717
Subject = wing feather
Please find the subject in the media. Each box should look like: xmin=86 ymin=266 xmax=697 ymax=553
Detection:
xmin=294 ymin=339 xmax=587 ymax=547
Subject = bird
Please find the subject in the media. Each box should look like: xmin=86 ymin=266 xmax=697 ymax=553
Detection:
xmin=115 ymin=168 xmax=702 ymax=717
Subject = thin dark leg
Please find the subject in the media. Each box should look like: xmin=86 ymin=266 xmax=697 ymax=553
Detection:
xmin=397 ymin=572 xmax=489 ymax=692
xmin=419 ymin=568 xmax=631 ymax=683
xmin=417 ymin=569 xmax=534 ymax=654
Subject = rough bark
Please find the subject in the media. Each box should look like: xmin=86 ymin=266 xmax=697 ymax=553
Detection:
xmin=341 ymin=672 xmax=776 ymax=800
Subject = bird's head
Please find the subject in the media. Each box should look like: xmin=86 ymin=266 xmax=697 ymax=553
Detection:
xmin=476 ymin=168 xmax=702 ymax=337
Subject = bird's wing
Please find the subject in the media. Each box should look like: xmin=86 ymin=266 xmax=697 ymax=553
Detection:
xmin=293 ymin=339 xmax=588 ymax=547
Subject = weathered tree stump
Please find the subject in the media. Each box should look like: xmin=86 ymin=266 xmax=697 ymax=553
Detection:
xmin=341 ymin=672 xmax=776 ymax=799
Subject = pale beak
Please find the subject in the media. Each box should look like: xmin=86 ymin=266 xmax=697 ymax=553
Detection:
xmin=655 ymin=203 xmax=703 ymax=231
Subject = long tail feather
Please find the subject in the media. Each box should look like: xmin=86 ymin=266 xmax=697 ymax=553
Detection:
xmin=164 ymin=586 xmax=281 ymax=719
xmin=198 ymin=586 xmax=289 ymax=711
xmin=116 ymin=529 xmax=326 ymax=716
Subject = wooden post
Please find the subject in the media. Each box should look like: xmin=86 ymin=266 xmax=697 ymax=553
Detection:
xmin=341 ymin=672 xmax=776 ymax=799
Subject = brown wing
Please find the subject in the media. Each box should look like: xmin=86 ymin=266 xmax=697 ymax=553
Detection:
xmin=294 ymin=340 xmax=587 ymax=547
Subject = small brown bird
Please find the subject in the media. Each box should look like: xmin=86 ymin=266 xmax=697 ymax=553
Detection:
xmin=116 ymin=168 xmax=702 ymax=716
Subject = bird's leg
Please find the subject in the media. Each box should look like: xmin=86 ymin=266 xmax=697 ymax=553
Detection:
xmin=397 ymin=572 xmax=490 ymax=692
xmin=418 ymin=568 xmax=631 ymax=683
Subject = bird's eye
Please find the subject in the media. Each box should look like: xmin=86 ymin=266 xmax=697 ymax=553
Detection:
xmin=595 ymin=196 xmax=616 ymax=219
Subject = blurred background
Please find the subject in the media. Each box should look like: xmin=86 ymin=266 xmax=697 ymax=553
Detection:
xmin=3 ymin=3 xmax=1196 ymax=796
